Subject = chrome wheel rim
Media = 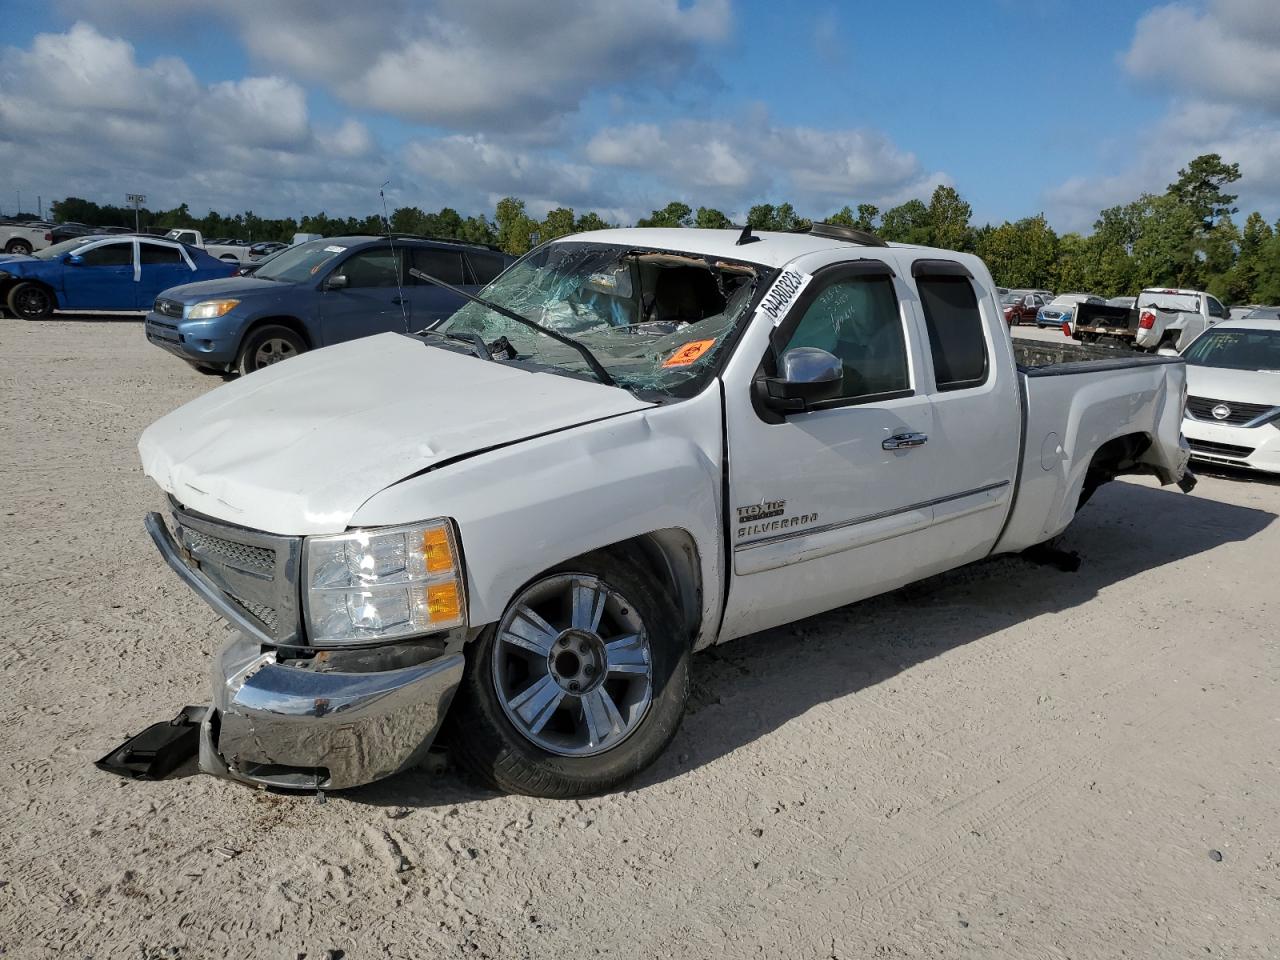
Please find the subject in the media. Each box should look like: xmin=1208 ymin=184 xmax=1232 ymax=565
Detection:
xmin=252 ymin=338 xmax=296 ymax=369
xmin=492 ymin=573 xmax=653 ymax=757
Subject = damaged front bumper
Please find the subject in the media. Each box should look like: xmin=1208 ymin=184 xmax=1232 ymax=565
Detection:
xmin=145 ymin=510 xmax=465 ymax=791
xmin=199 ymin=631 xmax=464 ymax=791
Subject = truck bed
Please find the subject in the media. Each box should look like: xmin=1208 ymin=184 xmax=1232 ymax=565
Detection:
xmin=1013 ymin=339 xmax=1180 ymax=376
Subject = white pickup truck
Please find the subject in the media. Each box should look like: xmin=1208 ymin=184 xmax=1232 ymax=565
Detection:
xmin=1 ymin=221 xmax=53 ymax=255
xmin=162 ymin=229 xmax=251 ymax=265
xmin=136 ymin=225 xmax=1194 ymax=797
xmin=1075 ymin=287 xmax=1228 ymax=352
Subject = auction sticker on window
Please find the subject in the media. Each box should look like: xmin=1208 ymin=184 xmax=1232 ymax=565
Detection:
xmin=662 ymin=339 xmax=717 ymax=367
xmin=757 ymin=268 xmax=813 ymax=326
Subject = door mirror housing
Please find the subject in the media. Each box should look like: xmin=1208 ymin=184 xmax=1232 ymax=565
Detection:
xmin=325 ymin=273 xmax=349 ymax=290
xmin=65 ymin=254 xmax=83 ymax=265
xmin=756 ymin=347 xmax=843 ymax=414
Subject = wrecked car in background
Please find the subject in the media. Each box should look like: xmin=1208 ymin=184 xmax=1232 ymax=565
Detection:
xmin=134 ymin=224 xmax=1194 ymax=798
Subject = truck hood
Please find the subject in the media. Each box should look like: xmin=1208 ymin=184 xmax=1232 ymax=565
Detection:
xmin=1186 ymin=364 xmax=1280 ymax=407
xmin=139 ymin=332 xmax=653 ymax=535
xmin=159 ymin=276 xmax=283 ymax=302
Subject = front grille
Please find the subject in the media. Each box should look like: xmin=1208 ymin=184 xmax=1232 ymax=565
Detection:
xmin=1042 ymin=310 xmax=1062 ymax=319
xmin=183 ymin=527 xmax=275 ymax=573
xmin=1188 ymin=438 xmax=1255 ymax=458
xmin=155 ymin=298 xmax=183 ymax=319
xmin=170 ymin=502 xmax=302 ymax=643
xmin=1186 ymin=396 xmax=1275 ymax=426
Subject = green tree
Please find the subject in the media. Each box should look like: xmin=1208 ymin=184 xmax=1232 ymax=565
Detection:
xmin=926 ymin=185 xmax=973 ymax=251
xmin=540 ymin=207 xmax=577 ymax=241
xmin=494 ymin=196 xmax=538 ymax=255
xmin=574 ymin=211 xmax=612 ymax=233
xmin=1228 ymin=211 xmax=1273 ymax=302
xmin=637 ymin=201 xmax=693 ymax=227
xmin=976 ymin=215 xmax=1059 ymax=289
xmin=1167 ymin=153 xmax=1241 ymax=232
xmin=694 ymin=206 xmax=732 ymax=229
xmin=878 ymin=199 xmax=930 ymax=244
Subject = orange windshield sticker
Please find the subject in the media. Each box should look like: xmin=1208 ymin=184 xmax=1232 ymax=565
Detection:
xmin=662 ymin=339 xmax=717 ymax=368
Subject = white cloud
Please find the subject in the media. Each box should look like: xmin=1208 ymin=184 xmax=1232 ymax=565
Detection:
xmin=1045 ymin=101 xmax=1280 ymax=231
xmin=1125 ymin=1 xmax=1280 ymax=112
xmin=77 ymin=0 xmax=734 ymax=133
xmin=0 ymin=22 xmax=385 ymax=218
xmin=585 ymin=113 xmax=942 ymax=212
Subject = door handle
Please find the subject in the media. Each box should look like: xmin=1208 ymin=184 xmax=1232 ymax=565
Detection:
xmin=882 ymin=432 xmax=928 ymax=450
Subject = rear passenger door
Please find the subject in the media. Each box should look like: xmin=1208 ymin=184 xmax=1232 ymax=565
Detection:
xmin=908 ymin=261 xmax=1020 ymax=562
xmin=136 ymin=242 xmax=193 ymax=309
xmin=404 ymin=246 xmax=468 ymax=329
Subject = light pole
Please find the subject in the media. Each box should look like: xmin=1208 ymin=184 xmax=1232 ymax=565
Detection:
xmin=126 ymin=193 xmax=146 ymax=234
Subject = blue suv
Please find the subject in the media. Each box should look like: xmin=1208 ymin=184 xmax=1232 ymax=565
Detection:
xmin=144 ymin=236 xmax=513 ymax=376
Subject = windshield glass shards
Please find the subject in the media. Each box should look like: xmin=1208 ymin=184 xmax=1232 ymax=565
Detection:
xmin=435 ymin=241 xmax=763 ymax=397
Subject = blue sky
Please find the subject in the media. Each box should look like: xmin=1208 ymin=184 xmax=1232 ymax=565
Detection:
xmin=2 ymin=0 xmax=1278 ymax=232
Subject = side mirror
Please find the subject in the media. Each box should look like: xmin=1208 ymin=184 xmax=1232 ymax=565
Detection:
xmin=325 ymin=274 xmax=349 ymax=290
xmin=756 ymin=347 xmax=843 ymax=414
xmin=65 ymin=254 xmax=83 ymax=265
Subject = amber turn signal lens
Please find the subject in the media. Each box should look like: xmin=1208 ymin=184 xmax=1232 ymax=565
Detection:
xmin=426 ymin=581 xmax=462 ymax=622
xmin=423 ymin=526 xmax=454 ymax=573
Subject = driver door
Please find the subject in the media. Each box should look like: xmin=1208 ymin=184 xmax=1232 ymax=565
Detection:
xmin=60 ymin=239 xmax=136 ymax=310
xmin=718 ymin=263 xmax=939 ymax=642
xmin=318 ymin=247 xmax=410 ymax=345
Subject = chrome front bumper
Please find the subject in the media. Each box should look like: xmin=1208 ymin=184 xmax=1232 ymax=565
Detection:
xmin=146 ymin=511 xmax=465 ymax=790
xmin=199 ymin=632 xmax=464 ymax=790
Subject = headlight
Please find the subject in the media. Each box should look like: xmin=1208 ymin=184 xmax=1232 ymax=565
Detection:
xmin=302 ymin=519 xmax=466 ymax=646
xmin=185 ymin=299 xmax=239 ymax=320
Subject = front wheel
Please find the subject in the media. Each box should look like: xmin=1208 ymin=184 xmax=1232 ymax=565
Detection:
xmin=6 ymin=240 xmax=33 ymax=256
xmin=7 ymin=282 xmax=53 ymax=320
xmin=448 ymin=551 xmax=689 ymax=797
xmin=237 ymin=324 xmax=306 ymax=375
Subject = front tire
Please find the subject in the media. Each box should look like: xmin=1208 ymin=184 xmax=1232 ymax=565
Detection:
xmin=237 ymin=324 xmax=306 ymax=375
xmin=449 ymin=551 xmax=689 ymax=798
xmin=7 ymin=282 xmax=53 ymax=320
xmin=6 ymin=240 xmax=33 ymax=256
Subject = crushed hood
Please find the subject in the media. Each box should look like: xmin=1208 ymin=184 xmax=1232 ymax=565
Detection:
xmin=139 ymin=332 xmax=652 ymax=535
xmin=1186 ymin=364 xmax=1280 ymax=408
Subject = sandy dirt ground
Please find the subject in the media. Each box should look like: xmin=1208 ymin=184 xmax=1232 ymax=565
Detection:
xmin=1 ymin=317 xmax=1277 ymax=959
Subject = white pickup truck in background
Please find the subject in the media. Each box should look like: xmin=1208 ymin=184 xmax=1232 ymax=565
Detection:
xmin=136 ymin=225 xmax=1194 ymax=798
xmin=163 ymin=229 xmax=251 ymax=265
xmin=1075 ymin=287 xmax=1228 ymax=352
xmin=1 ymin=221 xmax=53 ymax=255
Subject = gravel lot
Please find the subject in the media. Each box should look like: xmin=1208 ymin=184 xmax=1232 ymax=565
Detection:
xmin=1 ymin=317 xmax=1277 ymax=959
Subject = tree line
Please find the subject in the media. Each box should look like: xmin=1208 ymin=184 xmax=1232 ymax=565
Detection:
xmin=46 ymin=153 xmax=1280 ymax=303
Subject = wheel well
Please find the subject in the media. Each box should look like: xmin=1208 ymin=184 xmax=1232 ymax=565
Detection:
xmin=533 ymin=530 xmax=704 ymax=647
xmin=1079 ymin=432 xmax=1153 ymax=508
xmin=241 ymin=316 xmax=313 ymax=352
xmin=4 ymin=239 xmax=32 ymax=253
xmin=1 ymin=278 xmax=58 ymax=309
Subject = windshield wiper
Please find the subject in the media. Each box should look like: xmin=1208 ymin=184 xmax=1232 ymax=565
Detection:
xmin=419 ymin=327 xmax=492 ymax=362
xmin=407 ymin=267 xmax=615 ymax=386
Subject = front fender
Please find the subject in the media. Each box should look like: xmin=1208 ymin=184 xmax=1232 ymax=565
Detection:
xmin=349 ymin=386 xmax=726 ymax=643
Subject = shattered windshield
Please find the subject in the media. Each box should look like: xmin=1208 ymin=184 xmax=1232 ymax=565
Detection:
xmin=436 ymin=241 xmax=764 ymax=397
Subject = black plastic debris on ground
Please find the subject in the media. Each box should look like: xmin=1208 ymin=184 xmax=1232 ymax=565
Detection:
xmin=95 ymin=705 xmax=208 ymax=780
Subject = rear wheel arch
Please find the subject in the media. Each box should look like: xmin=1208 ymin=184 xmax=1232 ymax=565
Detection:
xmin=1077 ymin=431 xmax=1154 ymax=509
